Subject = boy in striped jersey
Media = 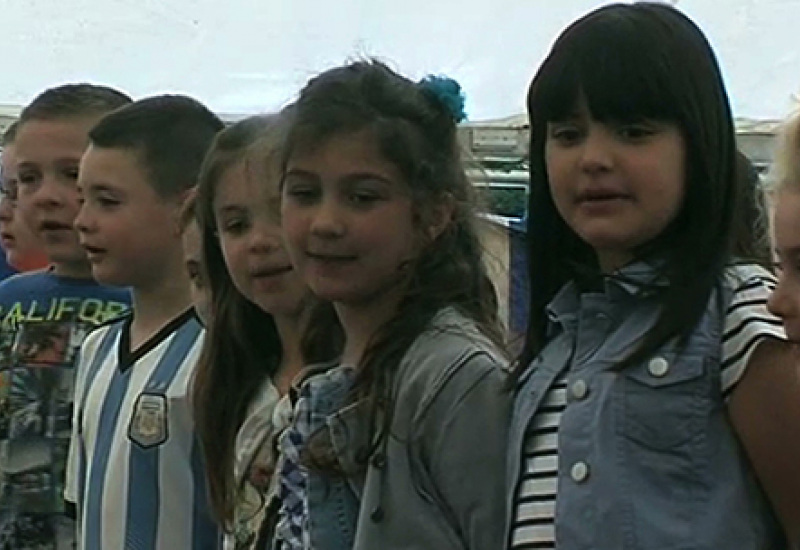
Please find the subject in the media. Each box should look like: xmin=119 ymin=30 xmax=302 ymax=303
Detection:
xmin=64 ymin=95 xmax=224 ymax=549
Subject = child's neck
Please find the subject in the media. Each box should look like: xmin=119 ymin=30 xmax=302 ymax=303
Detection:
xmin=129 ymin=271 xmax=193 ymax=352
xmin=336 ymin=294 xmax=402 ymax=367
xmin=272 ymin=312 xmax=306 ymax=395
xmin=51 ymin=260 xmax=94 ymax=280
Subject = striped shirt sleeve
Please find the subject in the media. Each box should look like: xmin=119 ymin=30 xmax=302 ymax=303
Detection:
xmin=721 ymin=265 xmax=787 ymax=396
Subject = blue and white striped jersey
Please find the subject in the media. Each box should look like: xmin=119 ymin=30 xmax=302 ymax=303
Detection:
xmin=65 ymin=309 xmax=221 ymax=550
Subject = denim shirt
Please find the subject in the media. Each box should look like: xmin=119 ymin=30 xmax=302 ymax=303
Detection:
xmin=300 ymin=308 xmax=509 ymax=550
xmin=507 ymin=265 xmax=784 ymax=549
xmin=304 ymin=366 xmax=362 ymax=550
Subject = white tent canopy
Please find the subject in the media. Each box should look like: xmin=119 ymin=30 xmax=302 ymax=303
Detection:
xmin=4 ymin=0 xmax=800 ymax=122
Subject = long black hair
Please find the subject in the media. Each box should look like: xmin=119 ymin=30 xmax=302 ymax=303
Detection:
xmin=520 ymin=2 xmax=739 ymax=371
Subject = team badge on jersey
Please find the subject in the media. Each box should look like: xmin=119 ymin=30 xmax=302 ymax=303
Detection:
xmin=129 ymin=393 xmax=168 ymax=448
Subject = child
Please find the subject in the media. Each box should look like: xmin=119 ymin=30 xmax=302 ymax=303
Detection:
xmin=276 ymin=60 xmax=509 ymax=549
xmin=509 ymin=3 xmax=799 ymax=548
xmin=192 ymin=114 xmax=342 ymax=549
xmin=179 ymin=192 xmax=210 ymax=325
xmin=65 ymin=95 xmax=224 ymax=549
xmin=768 ymin=112 xmax=800 ymax=342
xmin=0 ymin=122 xmax=48 ymax=274
xmin=733 ymin=150 xmax=772 ymax=265
xmin=0 ymin=84 xmax=132 ymax=550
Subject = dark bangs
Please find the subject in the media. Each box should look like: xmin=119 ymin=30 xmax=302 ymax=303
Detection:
xmin=520 ymin=2 xmax=740 ymax=373
xmin=530 ymin=6 xmax=684 ymax=128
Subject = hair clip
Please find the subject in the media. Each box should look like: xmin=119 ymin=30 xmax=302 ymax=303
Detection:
xmin=418 ymin=75 xmax=467 ymax=123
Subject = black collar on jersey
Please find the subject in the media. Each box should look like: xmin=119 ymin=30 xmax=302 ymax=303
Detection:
xmin=118 ymin=308 xmax=197 ymax=373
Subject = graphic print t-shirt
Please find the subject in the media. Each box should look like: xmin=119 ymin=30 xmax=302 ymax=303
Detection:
xmin=0 ymin=269 xmax=129 ymax=550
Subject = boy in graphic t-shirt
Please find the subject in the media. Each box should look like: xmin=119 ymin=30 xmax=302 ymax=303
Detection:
xmin=0 ymin=84 xmax=131 ymax=550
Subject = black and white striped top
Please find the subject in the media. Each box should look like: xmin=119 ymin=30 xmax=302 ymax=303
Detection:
xmin=509 ymin=266 xmax=785 ymax=549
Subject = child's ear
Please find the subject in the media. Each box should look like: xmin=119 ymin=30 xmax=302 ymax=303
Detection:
xmin=171 ymin=187 xmax=197 ymax=237
xmin=427 ymin=193 xmax=456 ymax=241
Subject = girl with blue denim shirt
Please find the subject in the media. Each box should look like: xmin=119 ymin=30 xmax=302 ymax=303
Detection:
xmin=508 ymin=3 xmax=800 ymax=548
xmin=191 ymin=116 xmax=343 ymax=549
xmin=274 ymin=60 xmax=510 ymax=550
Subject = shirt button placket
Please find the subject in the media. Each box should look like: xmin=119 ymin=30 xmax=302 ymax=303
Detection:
xmin=647 ymin=357 xmax=670 ymax=378
xmin=570 ymin=461 xmax=590 ymax=483
xmin=570 ymin=379 xmax=588 ymax=401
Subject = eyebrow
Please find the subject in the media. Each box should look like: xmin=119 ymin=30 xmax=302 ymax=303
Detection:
xmin=85 ymin=183 xmax=121 ymax=193
xmin=341 ymin=172 xmax=393 ymax=186
xmin=16 ymin=157 xmax=81 ymax=167
xmin=215 ymin=204 xmax=247 ymax=215
xmin=282 ymin=168 xmax=317 ymax=181
xmin=284 ymin=168 xmax=392 ymax=186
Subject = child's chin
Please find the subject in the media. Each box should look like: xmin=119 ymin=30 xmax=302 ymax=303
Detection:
xmin=91 ymin=266 xmax=125 ymax=287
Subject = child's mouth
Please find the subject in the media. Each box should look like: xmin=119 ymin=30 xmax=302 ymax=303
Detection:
xmin=307 ymin=251 xmax=356 ymax=262
xmin=82 ymin=244 xmax=107 ymax=259
xmin=252 ymin=265 xmax=293 ymax=279
xmin=39 ymin=221 xmax=73 ymax=232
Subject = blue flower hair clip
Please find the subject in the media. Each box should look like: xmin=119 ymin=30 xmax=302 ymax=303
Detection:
xmin=418 ymin=75 xmax=467 ymax=123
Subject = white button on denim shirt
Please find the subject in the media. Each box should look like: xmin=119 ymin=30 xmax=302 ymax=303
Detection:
xmin=506 ymin=263 xmax=786 ymax=549
xmin=570 ymin=379 xmax=588 ymax=400
xmin=647 ymin=356 xmax=670 ymax=377
xmin=570 ymin=461 xmax=589 ymax=483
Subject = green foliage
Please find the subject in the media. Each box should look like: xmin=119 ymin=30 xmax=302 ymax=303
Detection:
xmin=486 ymin=187 xmax=527 ymax=218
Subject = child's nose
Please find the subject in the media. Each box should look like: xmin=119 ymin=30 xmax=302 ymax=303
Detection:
xmin=73 ymin=204 xmax=92 ymax=233
xmin=28 ymin=177 xmax=66 ymax=210
xmin=249 ymin=227 xmax=281 ymax=253
xmin=310 ymin=201 xmax=345 ymax=238
xmin=579 ymin=130 xmax=614 ymax=173
xmin=0 ymin=197 xmax=13 ymax=222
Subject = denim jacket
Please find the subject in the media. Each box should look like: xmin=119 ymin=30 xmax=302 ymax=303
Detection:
xmin=301 ymin=308 xmax=510 ymax=550
xmin=506 ymin=264 xmax=784 ymax=549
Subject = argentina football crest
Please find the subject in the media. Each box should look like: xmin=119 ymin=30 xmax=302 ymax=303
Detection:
xmin=128 ymin=393 xmax=168 ymax=448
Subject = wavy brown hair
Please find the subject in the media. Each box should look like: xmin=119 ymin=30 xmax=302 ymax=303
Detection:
xmin=282 ymin=59 xmax=504 ymax=471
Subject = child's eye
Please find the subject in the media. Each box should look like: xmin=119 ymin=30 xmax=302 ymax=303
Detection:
xmin=62 ymin=167 xmax=80 ymax=181
xmin=616 ymin=124 xmax=654 ymax=141
xmin=221 ymin=218 xmax=249 ymax=235
xmin=97 ymin=196 xmax=120 ymax=208
xmin=284 ymin=185 xmax=319 ymax=205
xmin=1 ymin=183 xmax=18 ymax=202
xmin=548 ymin=124 xmax=582 ymax=144
xmin=348 ymin=191 xmax=381 ymax=205
xmin=17 ymin=171 xmax=40 ymax=188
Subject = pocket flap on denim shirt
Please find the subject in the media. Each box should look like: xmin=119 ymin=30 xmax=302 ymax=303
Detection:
xmin=619 ymin=356 xmax=711 ymax=450
xmin=623 ymin=355 xmax=707 ymax=388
